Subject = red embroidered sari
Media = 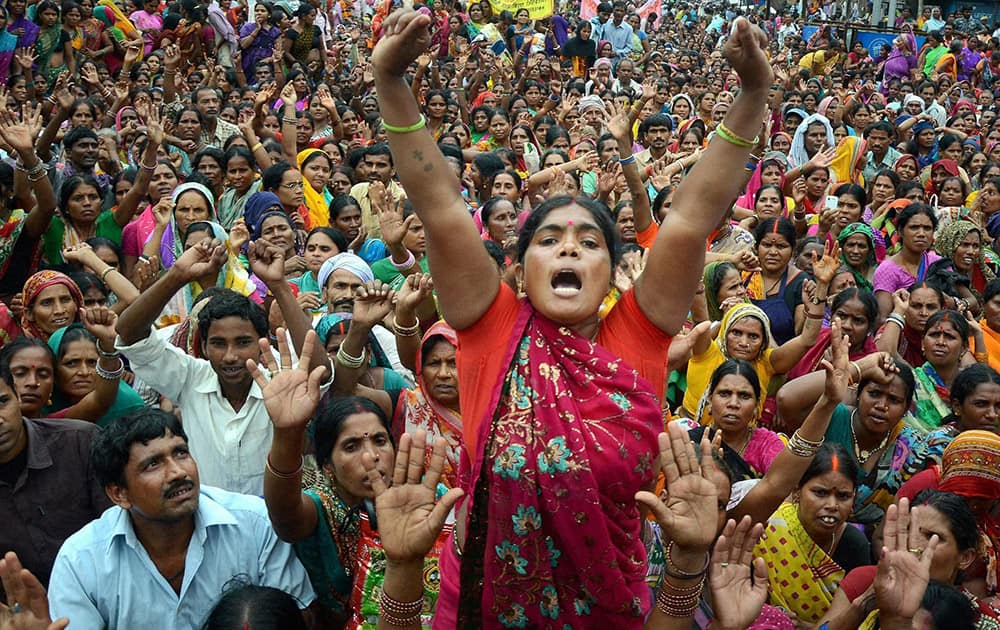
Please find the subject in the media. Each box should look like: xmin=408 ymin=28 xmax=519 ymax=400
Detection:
xmin=454 ymin=302 xmax=662 ymax=628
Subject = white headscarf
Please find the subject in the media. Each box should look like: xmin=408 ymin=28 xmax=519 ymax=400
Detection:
xmin=788 ymin=113 xmax=835 ymax=168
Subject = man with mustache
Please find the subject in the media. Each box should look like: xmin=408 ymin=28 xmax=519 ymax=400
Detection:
xmin=0 ymin=362 xmax=110 ymax=592
xmin=315 ymin=252 xmax=412 ymax=382
xmin=47 ymin=409 xmax=315 ymax=629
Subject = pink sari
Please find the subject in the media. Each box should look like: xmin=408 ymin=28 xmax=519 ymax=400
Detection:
xmin=451 ymin=302 xmax=661 ymax=627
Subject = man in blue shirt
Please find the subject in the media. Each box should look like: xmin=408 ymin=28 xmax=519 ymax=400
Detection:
xmin=603 ymin=1 xmax=634 ymax=60
xmin=47 ymin=409 xmax=315 ymax=630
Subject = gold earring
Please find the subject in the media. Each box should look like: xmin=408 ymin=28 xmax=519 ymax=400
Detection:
xmin=517 ymin=277 xmax=525 ymax=295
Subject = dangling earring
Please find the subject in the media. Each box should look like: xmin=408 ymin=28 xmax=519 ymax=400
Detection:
xmin=517 ymin=276 xmax=525 ymax=296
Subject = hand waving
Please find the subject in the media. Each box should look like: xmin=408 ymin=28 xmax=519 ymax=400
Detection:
xmin=811 ymin=237 xmax=842 ymax=285
xmin=249 ymin=327 xmax=327 ymax=431
xmin=363 ymin=429 xmax=464 ymax=564
xmin=875 ymin=498 xmax=938 ymax=621
xmin=708 ymin=517 xmax=768 ymax=630
xmin=635 ymin=421 xmax=719 ymax=553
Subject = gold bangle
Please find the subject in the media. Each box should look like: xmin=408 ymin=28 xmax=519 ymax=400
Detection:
xmin=265 ymin=454 xmax=303 ymax=479
xmin=251 ymin=142 xmax=263 ymax=152
xmin=100 ymin=266 xmax=116 ymax=283
xmin=975 ymin=352 xmax=990 ymax=363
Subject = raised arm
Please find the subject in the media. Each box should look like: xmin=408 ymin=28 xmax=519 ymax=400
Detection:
xmin=248 ymin=241 xmax=331 ymax=378
xmin=392 ymin=273 xmax=435 ymax=373
xmin=59 ymin=307 xmax=132 ymax=423
xmin=112 ymin=108 xmax=164 ymax=228
xmin=635 ymin=18 xmax=772 ymax=335
xmin=0 ymin=106 xmax=57 ymax=238
xmin=252 ymin=328 xmax=326 ymax=543
xmin=116 ymin=238 xmax=226 ymax=345
xmin=729 ymin=322 xmax=850 ymax=525
xmin=330 ymin=281 xmax=394 ymax=417
xmin=372 ymin=10 xmax=498 ymax=330
xmin=606 ymin=104 xmax=653 ymax=235
xmin=770 ymin=244 xmax=838 ymax=372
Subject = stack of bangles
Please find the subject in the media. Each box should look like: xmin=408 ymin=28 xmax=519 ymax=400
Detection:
xmin=392 ymin=316 xmax=420 ymax=337
xmin=336 ymin=346 xmax=367 ymax=369
xmin=714 ymin=121 xmax=759 ymax=148
xmin=96 ymin=357 xmax=125 ymax=381
xmin=379 ymin=593 xmax=424 ymax=626
xmin=885 ymin=313 xmax=905 ymax=329
xmin=391 ymin=249 xmax=417 ymax=272
xmin=657 ymin=541 xmax=710 ymax=617
xmin=787 ymin=430 xmax=824 ymax=457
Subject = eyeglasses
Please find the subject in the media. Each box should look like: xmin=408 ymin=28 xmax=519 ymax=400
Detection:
xmin=281 ymin=181 xmax=304 ymax=190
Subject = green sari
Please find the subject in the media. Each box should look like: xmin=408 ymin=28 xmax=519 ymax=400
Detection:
xmin=35 ymin=25 xmax=67 ymax=89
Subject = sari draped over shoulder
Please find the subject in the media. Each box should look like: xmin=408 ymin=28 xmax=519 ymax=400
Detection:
xmin=910 ymin=362 xmax=951 ymax=435
xmin=457 ymin=302 xmax=661 ymax=628
xmin=787 ymin=327 xmax=877 ymax=381
xmin=392 ymin=321 xmax=464 ymax=490
xmin=756 ymin=502 xmax=845 ymax=623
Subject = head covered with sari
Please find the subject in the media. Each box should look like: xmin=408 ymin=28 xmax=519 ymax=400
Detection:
xmin=44 ymin=323 xmax=146 ymax=426
xmin=789 ymin=113 xmax=835 ymax=168
xmin=936 ymin=220 xmax=997 ymax=288
xmin=157 ymin=182 xmax=220 ymax=268
xmin=393 ymin=320 xmax=463 ymax=489
xmin=20 ymin=270 xmax=84 ymax=340
xmin=296 ymin=148 xmax=332 ymax=228
xmin=243 ymin=191 xmax=284 ymax=235
xmin=837 ymin=222 xmax=878 ymax=290
xmin=893 ymin=153 xmax=920 ymax=179
xmin=829 ymin=136 xmax=867 ymax=186
xmin=702 ymin=261 xmax=744 ymax=321
xmin=925 ymin=159 xmax=961 ymax=196
xmin=870 ymin=197 xmax=914 ymax=256
xmin=735 ymin=157 xmax=786 ymax=211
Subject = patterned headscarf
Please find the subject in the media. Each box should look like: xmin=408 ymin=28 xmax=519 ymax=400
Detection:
xmin=20 ymin=271 xmax=84 ymax=340
xmin=935 ymin=220 xmax=997 ymax=283
xmin=837 ymin=222 xmax=877 ymax=289
xmin=829 ymin=135 xmax=868 ymax=186
xmin=714 ymin=302 xmax=776 ymax=359
xmin=939 ymin=430 xmax=1000 ymax=499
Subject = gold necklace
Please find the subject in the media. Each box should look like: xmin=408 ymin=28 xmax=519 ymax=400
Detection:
xmin=849 ymin=409 xmax=891 ymax=464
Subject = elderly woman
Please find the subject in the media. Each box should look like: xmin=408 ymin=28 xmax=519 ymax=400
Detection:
xmin=20 ymin=270 xmax=84 ymax=341
xmin=936 ymin=220 xmax=998 ymax=297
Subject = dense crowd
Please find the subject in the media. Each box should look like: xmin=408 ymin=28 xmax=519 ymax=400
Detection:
xmin=5 ymin=0 xmax=1000 ymax=628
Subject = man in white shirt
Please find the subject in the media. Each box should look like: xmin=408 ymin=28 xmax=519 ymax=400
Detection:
xmin=48 ymin=409 xmax=315 ymax=629
xmin=115 ymin=240 xmax=331 ymax=495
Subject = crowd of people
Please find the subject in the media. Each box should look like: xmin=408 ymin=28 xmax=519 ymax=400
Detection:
xmin=4 ymin=0 xmax=1000 ymax=627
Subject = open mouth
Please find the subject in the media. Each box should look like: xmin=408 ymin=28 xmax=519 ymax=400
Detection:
xmin=551 ymin=270 xmax=582 ymax=297
xmin=817 ymin=515 xmax=840 ymax=527
xmin=164 ymin=482 xmax=194 ymax=501
xmin=220 ymin=365 xmax=244 ymax=378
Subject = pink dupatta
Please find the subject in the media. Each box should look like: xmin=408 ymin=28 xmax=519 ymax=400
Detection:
xmin=456 ymin=301 xmax=661 ymax=627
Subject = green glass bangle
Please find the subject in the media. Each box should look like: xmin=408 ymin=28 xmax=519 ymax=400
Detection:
xmin=383 ymin=114 xmax=427 ymax=134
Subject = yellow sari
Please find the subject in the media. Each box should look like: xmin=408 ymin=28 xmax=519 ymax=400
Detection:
xmin=297 ymin=149 xmax=331 ymax=228
xmin=755 ymin=502 xmax=846 ymax=623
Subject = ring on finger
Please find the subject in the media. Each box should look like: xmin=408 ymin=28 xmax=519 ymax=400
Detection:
xmin=908 ymin=547 xmax=923 ymax=557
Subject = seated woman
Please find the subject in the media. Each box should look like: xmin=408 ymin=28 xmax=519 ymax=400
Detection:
xmin=700 ymin=261 xmax=749 ymax=322
xmin=329 ymin=194 xmax=388 ymax=265
xmin=243 ymin=191 xmax=307 ymax=280
xmin=898 ymin=430 xmax=1000 ymax=603
xmin=837 ymin=222 xmax=878 ymax=291
xmin=19 ymin=270 xmax=84 ymax=342
xmin=876 ymin=280 xmax=947 ymax=367
xmin=683 ymin=359 xmax=785 ymax=479
xmin=754 ymin=443 xmax=870 ymax=625
xmin=818 ymin=492 xmax=993 ymax=629
xmin=873 ymin=203 xmax=941 ymax=319
xmin=910 ymin=309 xmax=985 ymax=435
xmin=777 ymin=351 xmax=925 ymax=526
xmin=787 ymin=287 xmax=879 ymax=381
xmin=43 ymin=308 xmax=146 ymax=426
xmin=936 ymin=220 xmax=998 ymax=300
xmin=921 ymin=364 xmax=1000 ymax=466
xmin=143 ymin=182 xmax=218 ymax=270
xmin=741 ymin=218 xmax=810 ymax=345
xmin=681 ymin=300 xmax=823 ymax=425
xmin=370 ymin=201 xmax=427 ymax=290
xmin=289 ymin=227 xmax=348 ymax=305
